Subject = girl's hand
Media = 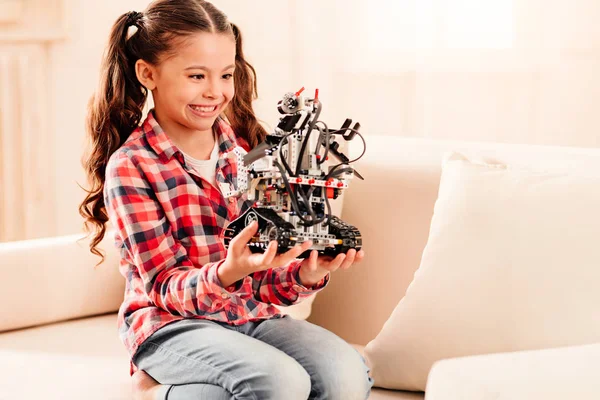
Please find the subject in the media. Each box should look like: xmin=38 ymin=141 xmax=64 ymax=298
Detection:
xmin=219 ymin=221 xmax=313 ymax=287
xmin=298 ymin=248 xmax=365 ymax=287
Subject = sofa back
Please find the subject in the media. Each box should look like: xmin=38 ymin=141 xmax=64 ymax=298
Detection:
xmin=0 ymin=231 xmax=123 ymax=333
xmin=0 ymin=216 xmax=340 ymax=332
xmin=307 ymin=135 xmax=600 ymax=346
xmin=5 ymin=135 xmax=599 ymax=338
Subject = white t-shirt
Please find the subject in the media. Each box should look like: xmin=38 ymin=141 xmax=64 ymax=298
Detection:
xmin=181 ymin=139 xmax=219 ymax=187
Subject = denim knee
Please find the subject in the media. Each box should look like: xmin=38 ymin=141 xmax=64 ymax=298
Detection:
xmin=234 ymin=353 xmax=311 ymax=400
xmin=310 ymin=347 xmax=373 ymax=400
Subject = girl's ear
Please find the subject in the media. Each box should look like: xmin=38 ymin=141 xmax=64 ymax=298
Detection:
xmin=135 ymin=59 xmax=157 ymax=90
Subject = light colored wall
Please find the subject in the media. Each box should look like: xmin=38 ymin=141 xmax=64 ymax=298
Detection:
xmin=12 ymin=0 xmax=600 ymax=237
xmin=293 ymin=0 xmax=600 ymax=147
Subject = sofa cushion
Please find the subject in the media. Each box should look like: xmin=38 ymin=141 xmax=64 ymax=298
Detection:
xmin=364 ymin=151 xmax=600 ymax=391
xmin=0 ymin=314 xmax=422 ymax=400
xmin=426 ymin=343 xmax=600 ymax=400
xmin=0 ymin=314 xmax=130 ymax=400
xmin=0 ymin=232 xmax=124 ymax=333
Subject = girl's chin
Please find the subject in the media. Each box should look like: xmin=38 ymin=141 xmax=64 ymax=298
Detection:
xmin=182 ymin=114 xmax=217 ymax=129
xmin=185 ymin=122 xmax=215 ymax=133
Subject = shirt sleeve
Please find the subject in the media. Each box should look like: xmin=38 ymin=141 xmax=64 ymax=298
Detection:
xmin=104 ymin=151 xmax=237 ymax=317
xmin=250 ymin=260 xmax=329 ymax=306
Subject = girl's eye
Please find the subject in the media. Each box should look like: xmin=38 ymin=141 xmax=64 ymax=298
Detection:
xmin=190 ymin=74 xmax=205 ymax=80
xmin=222 ymin=74 xmax=233 ymax=80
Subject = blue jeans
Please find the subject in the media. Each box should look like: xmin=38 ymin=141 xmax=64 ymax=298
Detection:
xmin=133 ymin=315 xmax=373 ymax=399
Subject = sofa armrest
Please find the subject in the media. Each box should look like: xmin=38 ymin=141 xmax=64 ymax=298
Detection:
xmin=0 ymin=230 xmax=123 ymax=332
xmin=425 ymin=343 xmax=600 ymax=400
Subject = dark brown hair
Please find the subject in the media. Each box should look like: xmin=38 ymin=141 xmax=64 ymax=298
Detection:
xmin=79 ymin=0 xmax=267 ymax=262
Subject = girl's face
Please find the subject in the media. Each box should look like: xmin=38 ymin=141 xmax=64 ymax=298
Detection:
xmin=143 ymin=32 xmax=236 ymax=136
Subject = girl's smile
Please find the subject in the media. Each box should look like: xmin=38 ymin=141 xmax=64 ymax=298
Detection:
xmin=188 ymin=103 xmax=222 ymax=118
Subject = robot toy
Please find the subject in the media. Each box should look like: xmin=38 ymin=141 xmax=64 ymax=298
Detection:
xmin=223 ymin=87 xmax=365 ymax=259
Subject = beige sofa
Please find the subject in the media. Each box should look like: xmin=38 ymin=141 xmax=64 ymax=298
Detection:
xmin=2 ymin=135 xmax=599 ymax=399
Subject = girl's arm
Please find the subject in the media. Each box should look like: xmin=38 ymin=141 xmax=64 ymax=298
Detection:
xmin=250 ymin=261 xmax=329 ymax=306
xmin=104 ymin=152 xmax=240 ymax=317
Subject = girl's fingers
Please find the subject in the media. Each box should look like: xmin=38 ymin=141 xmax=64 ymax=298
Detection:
xmin=230 ymin=221 xmax=258 ymax=252
xmin=354 ymin=250 xmax=365 ymax=263
xmin=309 ymin=250 xmax=318 ymax=272
xmin=278 ymin=240 xmax=313 ymax=266
xmin=327 ymin=252 xmax=346 ymax=272
xmin=297 ymin=240 xmax=313 ymax=255
xmin=260 ymin=240 xmax=278 ymax=266
xmin=340 ymin=249 xmax=357 ymax=270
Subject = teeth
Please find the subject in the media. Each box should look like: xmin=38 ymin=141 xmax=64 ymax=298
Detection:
xmin=190 ymin=105 xmax=217 ymax=112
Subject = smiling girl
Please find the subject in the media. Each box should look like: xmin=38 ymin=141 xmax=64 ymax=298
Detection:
xmin=79 ymin=1 xmax=372 ymax=399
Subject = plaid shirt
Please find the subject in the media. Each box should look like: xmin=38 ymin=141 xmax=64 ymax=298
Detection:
xmin=104 ymin=111 xmax=328 ymax=373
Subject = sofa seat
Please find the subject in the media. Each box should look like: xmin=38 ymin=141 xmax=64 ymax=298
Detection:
xmin=0 ymin=313 xmax=130 ymax=400
xmin=426 ymin=342 xmax=600 ymax=400
xmin=0 ymin=314 xmax=423 ymax=400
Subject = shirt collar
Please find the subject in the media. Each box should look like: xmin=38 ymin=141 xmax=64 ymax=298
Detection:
xmin=141 ymin=110 xmax=179 ymax=163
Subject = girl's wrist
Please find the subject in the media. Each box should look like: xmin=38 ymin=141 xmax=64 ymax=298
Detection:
xmin=298 ymin=264 xmax=326 ymax=288
xmin=218 ymin=260 xmax=247 ymax=288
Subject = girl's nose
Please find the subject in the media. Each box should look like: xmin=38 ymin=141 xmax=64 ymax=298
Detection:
xmin=203 ymin=88 xmax=217 ymax=99
xmin=203 ymin=80 xmax=221 ymax=99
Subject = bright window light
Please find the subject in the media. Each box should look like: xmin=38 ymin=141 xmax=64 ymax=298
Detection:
xmin=364 ymin=0 xmax=514 ymax=50
xmin=443 ymin=0 xmax=514 ymax=48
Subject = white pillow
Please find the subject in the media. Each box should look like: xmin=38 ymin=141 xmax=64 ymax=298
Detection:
xmin=364 ymin=152 xmax=600 ymax=391
xmin=426 ymin=342 xmax=600 ymax=400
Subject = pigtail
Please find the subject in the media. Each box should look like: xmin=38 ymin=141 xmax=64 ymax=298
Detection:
xmin=79 ymin=2 xmax=266 ymax=263
xmin=79 ymin=12 xmax=147 ymax=263
xmin=224 ymin=23 xmax=268 ymax=148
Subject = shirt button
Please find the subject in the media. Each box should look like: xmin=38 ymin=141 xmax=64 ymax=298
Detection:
xmin=221 ymin=293 xmax=230 ymax=299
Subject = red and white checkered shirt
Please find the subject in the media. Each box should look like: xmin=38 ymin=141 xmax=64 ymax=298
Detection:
xmin=103 ymin=111 xmax=328 ymax=374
